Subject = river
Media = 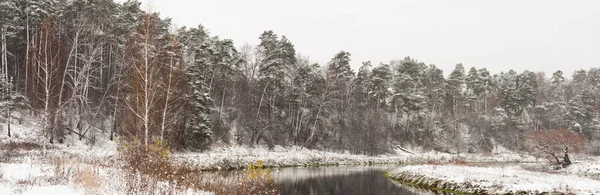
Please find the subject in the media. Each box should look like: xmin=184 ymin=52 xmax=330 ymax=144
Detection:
xmin=273 ymin=165 xmax=427 ymax=195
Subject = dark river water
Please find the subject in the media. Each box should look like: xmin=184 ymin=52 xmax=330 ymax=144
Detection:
xmin=273 ymin=166 xmax=428 ymax=195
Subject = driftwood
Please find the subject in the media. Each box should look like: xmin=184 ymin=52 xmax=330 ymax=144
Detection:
xmin=538 ymin=145 xmax=572 ymax=169
xmin=395 ymin=145 xmax=416 ymax=155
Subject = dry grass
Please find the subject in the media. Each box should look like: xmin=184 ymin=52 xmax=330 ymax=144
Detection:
xmin=0 ymin=141 xmax=49 ymax=162
xmin=48 ymin=157 xmax=75 ymax=185
xmin=1 ymin=142 xmax=44 ymax=151
xmin=449 ymin=158 xmax=468 ymax=165
xmin=425 ymin=159 xmax=442 ymax=165
xmin=118 ymin=140 xmax=279 ymax=195
xmin=16 ymin=179 xmax=35 ymax=188
xmin=74 ymin=167 xmax=102 ymax=191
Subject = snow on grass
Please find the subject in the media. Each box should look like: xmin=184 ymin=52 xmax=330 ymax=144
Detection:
xmin=0 ymin=115 xmax=212 ymax=195
xmin=173 ymin=145 xmax=410 ymax=170
xmin=21 ymin=185 xmax=82 ymax=195
xmin=552 ymin=156 xmax=600 ymax=180
xmin=0 ymin=163 xmax=48 ymax=182
xmin=390 ymin=164 xmax=600 ymax=194
xmin=173 ymin=145 xmax=538 ymax=171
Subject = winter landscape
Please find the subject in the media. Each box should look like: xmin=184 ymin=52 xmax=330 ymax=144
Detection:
xmin=1 ymin=0 xmax=600 ymax=194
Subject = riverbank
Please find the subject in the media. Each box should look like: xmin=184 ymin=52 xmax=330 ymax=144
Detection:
xmin=1 ymin=120 xmax=542 ymax=194
xmin=0 ymin=123 xmax=213 ymax=195
xmin=388 ymin=164 xmax=600 ymax=194
xmin=172 ymin=145 xmax=539 ymax=171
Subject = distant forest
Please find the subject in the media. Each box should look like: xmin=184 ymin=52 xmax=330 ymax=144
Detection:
xmin=1 ymin=0 xmax=598 ymax=155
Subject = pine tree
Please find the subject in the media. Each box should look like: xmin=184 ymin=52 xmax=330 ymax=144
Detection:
xmin=185 ymin=41 xmax=215 ymax=150
xmin=392 ymin=57 xmax=428 ymax=144
xmin=370 ymin=63 xmax=392 ymax=110
xmin=565 ymin=90 xmax=599 ymax=138
xmin=423 ymin=65 xmax=445 ymax=114
xmin=258 ymin=31 xmax=296 ymax=94
xmin=447 ymin=64 xmax=466 ymax=117
xmin=256 ymin=30 xmax=296 ymax=126
xmin=353 ymin=61 xmax=372 ymax=108
xmin=465 ymin=67 xmax=481 ymax=112
xmin=326 ymin=51 xmax=354 ymax=111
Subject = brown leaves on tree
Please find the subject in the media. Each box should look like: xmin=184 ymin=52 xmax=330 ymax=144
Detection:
xmin=528 ymin=129 xmax=586 ymax=153
xmin=527 ymin=129 xmax=587 ymax=167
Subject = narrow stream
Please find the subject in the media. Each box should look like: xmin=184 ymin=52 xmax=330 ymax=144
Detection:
xmin=273 ymin=165 xmax=428 ymax=195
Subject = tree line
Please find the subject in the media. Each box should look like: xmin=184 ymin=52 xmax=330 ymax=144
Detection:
xmin=1 ymin=0 xmax=598 ymax=154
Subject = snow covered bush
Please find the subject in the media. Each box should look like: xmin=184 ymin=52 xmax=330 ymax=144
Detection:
xmin=583 ymin=140 xmax=600 ymax=156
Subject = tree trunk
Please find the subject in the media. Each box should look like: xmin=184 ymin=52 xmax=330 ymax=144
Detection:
xmin=7 ymin=108 xmax=11 ymax=137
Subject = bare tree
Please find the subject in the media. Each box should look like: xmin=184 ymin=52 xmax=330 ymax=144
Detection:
xmin=122 ymin=14 xmax=164 ymax=146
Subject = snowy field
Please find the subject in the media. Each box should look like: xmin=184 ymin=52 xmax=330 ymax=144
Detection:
xmin=0 ymin=119 xmax=212 ymax=195
xmin=389 ymin=163 xmax=600 ymax=194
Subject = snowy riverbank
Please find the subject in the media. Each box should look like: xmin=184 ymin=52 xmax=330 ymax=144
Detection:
xmin=388 ymin=164 xmax=600 ymax=194
xmin=1 ymin=119 xmax=544 ymax=194
xmin=0 ymin=122 xmax=212 ymax=195
xmin=173 ymin=145 xmax=540 ymax=171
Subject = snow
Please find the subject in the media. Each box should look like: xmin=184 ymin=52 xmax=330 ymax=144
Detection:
xmin=390 ymin=164 xmax=600 ymax=194
xmin=0 ymin=163 xmax=47 ymax=181
xmin=174 ymin=144 xmax=538 ymax=170
xmin=21 ymin=185 xmax=82 ymax=195
xmin=0 ymin=115 xmax=212 ymax=195
xmin=174 ymin=145 xmax=409 ymax=170
xmin=556 ymin=156 xmax=600 ymax=180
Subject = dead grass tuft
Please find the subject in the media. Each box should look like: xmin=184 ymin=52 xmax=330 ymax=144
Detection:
xmin=74 ymin=166 xmax=102 ymax=191
xmin=48 ymin=157 xmax=75 ymax=185
xmin=450 ymin=158 xmax=468 ymax=165
xmin=425 ymin=159 xmax=442 ymax=165
xmin=16 ymin=179 xmax=35 ymax=188
xmin=1 ymin=142 xmax=45 ymax=151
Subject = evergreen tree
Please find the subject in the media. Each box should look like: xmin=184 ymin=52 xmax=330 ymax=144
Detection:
xmin=258 ymin=31 xmax=296 ymax=94
xmin=392 ymin=57 xmax=428 ymax=143
xmin=326 ymin=51 xmax=354 ymax=111
xmin=370 ymin=63 xmax=392 ymax=110
xmin=353 ymin=61 xmax=372 ymax=107
xmin=446 ymin=63 xmax=466 ymax=117
xmin=185 ymin=44 xmax=215 ymax=149
xmin=423 ymin=65 xmax=445 ymax=114
xmin=565 ymin=90 xmax=599 ymax=139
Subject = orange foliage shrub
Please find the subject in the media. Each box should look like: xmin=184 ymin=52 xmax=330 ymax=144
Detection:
xmin=527 ymin=129 xmax=587 ymax=154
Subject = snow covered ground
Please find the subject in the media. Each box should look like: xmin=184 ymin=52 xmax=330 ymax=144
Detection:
xmin=0 ymin=118 xmax=212 ymax=195
xmin=389 ymin=164 xmax=600 ymax=194
xmin=173 ymin=145 xmax=539 ymax=170
xmin=0 ymin=113 xmax=557 ymax=194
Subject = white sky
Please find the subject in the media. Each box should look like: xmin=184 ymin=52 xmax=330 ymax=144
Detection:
xmin=121 ymin=0 xmax=600 ymax=77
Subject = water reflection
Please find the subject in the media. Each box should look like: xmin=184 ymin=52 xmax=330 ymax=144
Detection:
xmin=274 ymin=166 xmax=428 ymax=195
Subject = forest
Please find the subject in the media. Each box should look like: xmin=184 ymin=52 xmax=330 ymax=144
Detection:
xmin=1 ymin=0 xmax=599 ymax=156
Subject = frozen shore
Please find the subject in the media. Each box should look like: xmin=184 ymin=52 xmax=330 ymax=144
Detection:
xmin=388 ymin=164 xmax=600 ymax=194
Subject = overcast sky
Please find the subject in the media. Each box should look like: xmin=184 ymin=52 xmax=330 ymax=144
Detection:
xmin=122 ymin=0 xmax=600 ymax=77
